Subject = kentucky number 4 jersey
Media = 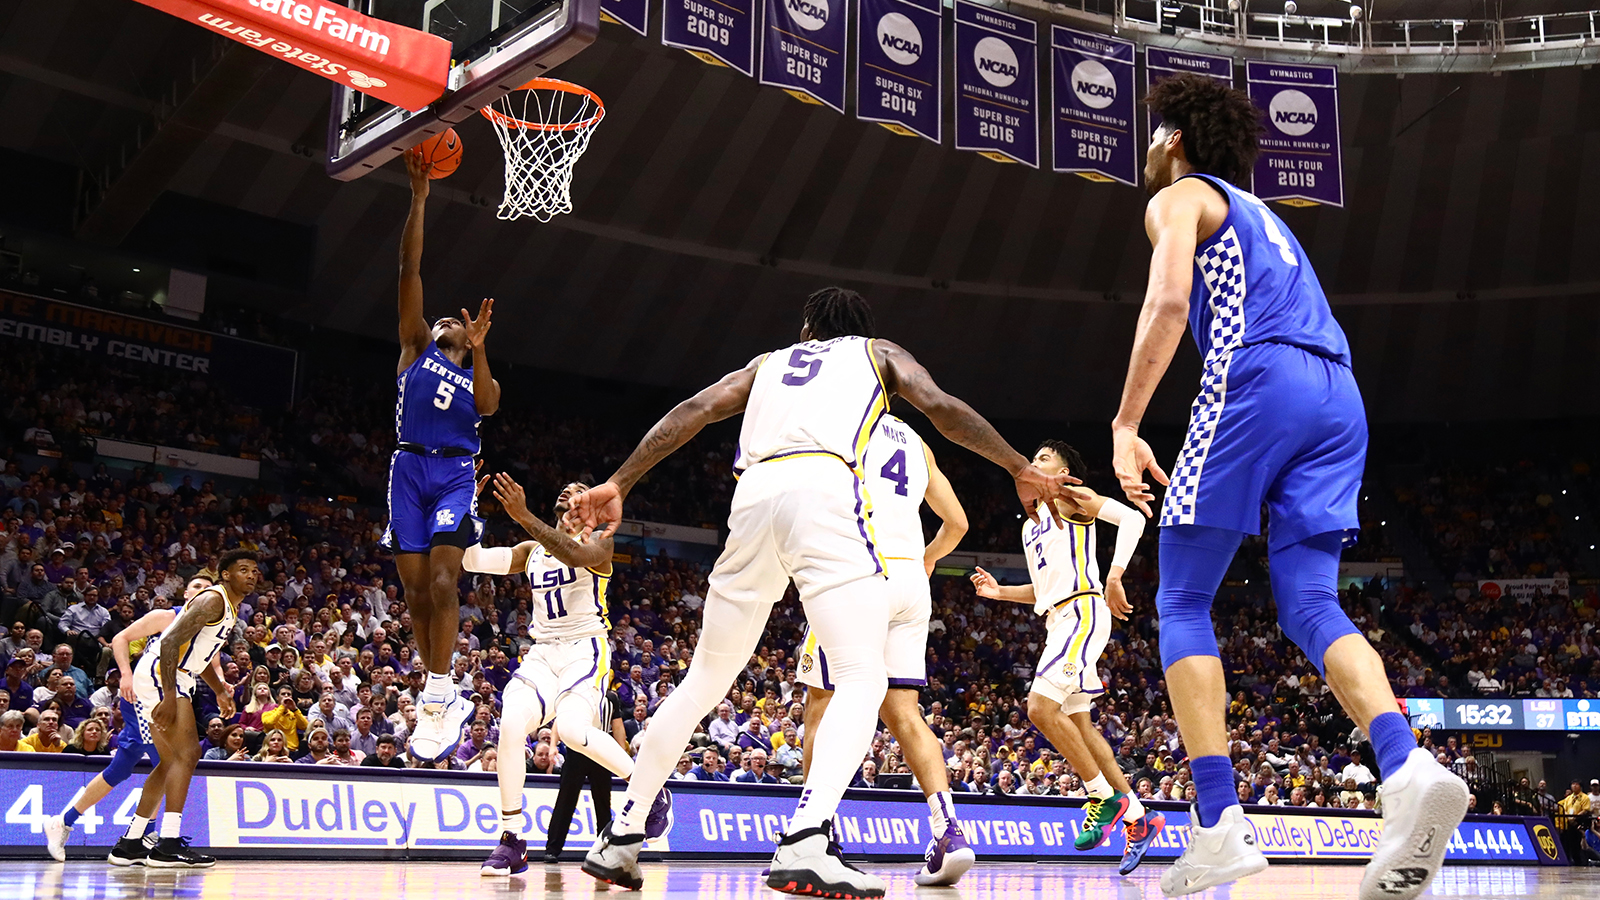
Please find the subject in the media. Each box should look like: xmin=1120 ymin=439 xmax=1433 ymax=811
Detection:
xmin=526 ymin=543 xmax=610 ymax=642
xmin=1022 ymin=503 xmax=1101 ymax=616
xmin=865 ymin=415 xmax=929 ymax=561
xmin=147 ymin=589 xmax=237 ymax=678
xmin=734 ymin=335 xmax=888 ymax=475
xmin=1182 ymin=174 xmax=1351 ymax=368
xmin=395 ymin=342 xmax=481 ymax=453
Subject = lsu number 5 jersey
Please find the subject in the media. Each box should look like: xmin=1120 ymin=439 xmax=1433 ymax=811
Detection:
xmin=526 ymin=543 xmax=611 ymax=643
xmin=734 ymin=335 xmax=887 ymax=474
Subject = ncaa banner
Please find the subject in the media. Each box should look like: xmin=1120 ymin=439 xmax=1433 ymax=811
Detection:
xmin=602 ymin=0 xmax=650 ymax=37
xmin=1246 ymin=60 xmax=1342 ymax=207
xmin=855 ymin=0 xmax=941 ymax=142
xmin=952 ymin=1 xmax=1038 ymax=167
xmin=664 ymin=0 xmax=755 ymax=74
xmin=1049 ymin=26 xmax=1136 ymax=185
xmin=1145 ymin=46 xmax=1232 ymax=137
xmin=759 ymin=0 xmax=847 ymax=112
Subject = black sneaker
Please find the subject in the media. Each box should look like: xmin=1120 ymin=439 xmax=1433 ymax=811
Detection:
xmin=107 ymin=836 xmax=149 ymax=867
xmin=542 ymin=852 xmax=561 ymax=865
xmin=145 ymin=836 xmax=216 ymax=869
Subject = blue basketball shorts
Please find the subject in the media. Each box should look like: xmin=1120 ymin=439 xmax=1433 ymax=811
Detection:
xmin=1159 ymin=341 xmax=1366 ymax=551
xmin=106 ymin=698 xmax=157 ymax=785
xmin=383 ymin=451 xmax=484 ymax=553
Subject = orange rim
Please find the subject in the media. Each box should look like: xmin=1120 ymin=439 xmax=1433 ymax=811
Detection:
xmin=479 ymin=77 xmax=605 ymax=132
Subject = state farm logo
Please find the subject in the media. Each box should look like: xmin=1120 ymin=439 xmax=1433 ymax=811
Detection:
xmin=1269 ymin=88 xmax=1317 ymax=136
xmin=973 ymin=36 xmax=1018 ymax=88
xmin=785 ymin=0 xmax=828 ymax=31
xmin=877 ymin=13 xmax=922 ymax=66
xmin=348 ymin=70 xmax=387 ymax=89
xmin=1070 ymin=58 xmax=1115 ymax=109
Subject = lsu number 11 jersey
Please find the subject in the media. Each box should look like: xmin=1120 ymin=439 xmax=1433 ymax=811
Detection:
xmin=396 ymin=342 xmax=482 ymax=454
xmin=137 ymin=589 xmax=237 ymax=702
xmin=734 ymin=335 xmax=888 ymax=475
xmin=526 ymin=542 xmax=610 ymax=642
xmin=865 ymin=415 xmax=929 ymax=561
xmin=1022 ymin=504 xmax=1101 ymax=616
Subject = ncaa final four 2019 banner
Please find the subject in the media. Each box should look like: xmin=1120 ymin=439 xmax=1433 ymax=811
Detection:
xmin=1246 ymin=60 xmax=1343 ymax=207
xmin=601 ymin=0 xmax=649 ymax=37
xmin=855 ymin=0 xmax=940 ymax=142
xmin=760 ymin=0 xmax=847 ymax=112
xmin=953 ymin=1 xmax=1038 ymax=167
xmin=664 ymin=0 xmax=755 ymax=74
xmin=1145 ymin=46 xmax=1233 ymax=137
xmin=1050 ymin=26 xmax=1136 ymax=185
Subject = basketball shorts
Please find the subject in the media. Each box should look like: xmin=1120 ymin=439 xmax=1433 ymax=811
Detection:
xmin=796 ymin=557 xmax=930 ymax=691
xmin=507 ymin=635 xmax=611 ymax=728
xmin=1159 ymin=342 xmax=1366 ymax=551
xmin=1030 ymin=592 xmax=1111 ymax=715
xmin=131 ymin=652 xmax=196 ymax=743
xmin=383 ymin=450 xmax=484 ymax=553
xmin=115 ymin=698 xmax=154 ymax=753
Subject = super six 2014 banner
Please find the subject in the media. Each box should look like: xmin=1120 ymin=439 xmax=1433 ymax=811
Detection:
xmin=953 ymin=1 xmax=1037 ymax=167
xmin=1145 ymin=46 xmax=1233 ymax=137
xmin=601 ymin=0 xmax=649 ymax=36
xmin=855 ymin=0 xmax=940 ymax=142
xmin=1246 ymin=59 xmax=1343 ymax=207
xmin=664 ymin=0 xmax=755 ymax=74
xmin=1050 ymin=26 xmax=1135 ymax=185
xmin=760 ymin=0 xmax=848 ymax=112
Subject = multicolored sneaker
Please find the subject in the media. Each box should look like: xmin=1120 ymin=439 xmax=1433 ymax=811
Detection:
xmin=914 ymin=823 xmax=976 ymax=886
xmin=644 ymin=788 xmax=674 ymax=840
xmin=1075 ymin=791 xmax=1133 ymax=850
xmin=1118 ymin=810 xmax=1166 ymax=875
xmin=482 ymin=831 xmax=528 ymax=876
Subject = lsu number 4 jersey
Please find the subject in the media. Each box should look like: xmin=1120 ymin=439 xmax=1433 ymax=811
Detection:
xmin=734 ymin=335 xmax=887 ymax=474
xmin=525 ymin=542 xmax=610 ymax=643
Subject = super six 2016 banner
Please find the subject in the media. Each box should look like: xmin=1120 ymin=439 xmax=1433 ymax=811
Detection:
xmin=953 ymin=1 xmax=1037 ymax=167
xmin=1050 ymin=26 xmax=1135 ymax=185
xmin=1246 ymin=59 xmax=1343 ymax=207
xmin=761 ymin=0 xmax=848 ymax=111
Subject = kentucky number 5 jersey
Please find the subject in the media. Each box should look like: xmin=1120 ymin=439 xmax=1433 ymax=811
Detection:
xmin=734 ymin=335 xmax=888 ymax=475
xmin=396 ymin=342 xmax=481 ymax=453
xmin=1022 ymin=504 xmax=1101 ymax=616
xmin=148 ymin=589 xmax=237 ymax=678
xmin=526 ymin=543 xmax=610 ymax=642
xmin=865 ymin=415 xmax=929 ymax=561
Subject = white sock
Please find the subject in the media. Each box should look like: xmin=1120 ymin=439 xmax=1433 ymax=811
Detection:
xmin=160 ymin=812 xmax=182 ymax=840
xmin=1085 ymin=773 xmax=1113 ymax=800
xmin=423 ymin=672 xmax=454 ymax=701
xmin=123 ymin=814 xmax=150 ymax=841
xmin=1126 ymin=794 xmax=1146 ymax=820
xmin=501 ymin=810 xmax=522 ymax=838
xmin=926 ymin=791 xmax=954 ymax=838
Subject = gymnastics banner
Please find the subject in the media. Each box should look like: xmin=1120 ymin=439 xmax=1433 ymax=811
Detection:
xmin=1049 ymin=26 xmax=1136 ymax=185
xmin=759 ymin=0 xmax=848 ymax=112
xmin=664 ymin=0 xmax=755 ymax=75
xmin=601 ymin=0 xmax=649 ymax=37
xmin=855 ymin=0 xmax=941 ymax=142
xmin=1145 ymin=46 xmax=1233 ymax=136
xmin=1246 ymin=60 xmax=1343 ymax=207
xmin=952 ymin=1 xmax=1038 ymax=167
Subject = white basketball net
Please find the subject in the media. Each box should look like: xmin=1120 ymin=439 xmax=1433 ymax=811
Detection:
xmin=482 ymin=80 xmax=604 ymax=222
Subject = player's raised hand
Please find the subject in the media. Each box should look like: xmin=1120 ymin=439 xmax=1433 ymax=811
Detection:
xmin=491 ymin=473 xmax=532 ymax=522
xmin=461 ymin=298 xmax=494 ymax=349
xmin=151 ymin=697 xmax=177 ymax=733
xmin=969 ymin=566 xmax=1001 ymax=599
xmin=404 ymin=147 xmax=431 ymax=195
xmin=1011 ymin=464 xmax=1081 ymax=528
xmin=1112 ymin=427 xmax=1168 ymax=517
xmin=217 ymin=691 xmax=236 ymax=720
xmin=118 ymin=668 xmax=136 ymax=703
xmin=568 ymin=481 xmax=624 ymax=539
xmin=474 ymin=460 xmax=490 ymax=499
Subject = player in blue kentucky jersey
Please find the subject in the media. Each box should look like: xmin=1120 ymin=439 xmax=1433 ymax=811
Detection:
xmin=1111 ymin=74 xmax=1466 ymax=900
xmin=389 ymin=148 xmax=502 ymax=762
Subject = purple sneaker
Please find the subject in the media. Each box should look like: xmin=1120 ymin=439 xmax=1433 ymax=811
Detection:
xmin=644 ymin=788 xmax=674 ymax=840
xmin=482 ymin=831 xmax=528 ymax=876
xmin=914 ymin=823 xmax=976 ymax=886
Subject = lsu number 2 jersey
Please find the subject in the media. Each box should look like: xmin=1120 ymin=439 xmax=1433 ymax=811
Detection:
xmin=525 ymin=542 xmax=610 ymax=643
xmin=734 ymin=335 xmax=887 ymax=475
xmin=1024 ymin=505 xmax=1111 ymax=704
xmin=1022 ymin=503 xmax=1102 ymax=614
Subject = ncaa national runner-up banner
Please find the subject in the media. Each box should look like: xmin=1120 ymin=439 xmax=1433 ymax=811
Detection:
xmin=760 ymin=0 xmax=847 ymax=112
xmin=664 ymin=0 xmax=755 ymax=74
xmin=601 ymin=0 xmax=649 ymax=37
xmin=1246 ymin=60 xmax=1343 ymax=207
xmin=1145 ymin=46 xmax=1233 ymax=137
xmin=952 ymin=2 xmax=1038 ymax=167
xmin=855 ymin=0 xmax=941 ymax=142
xmin=1050 ymin=26 xmax=1136 ymax=185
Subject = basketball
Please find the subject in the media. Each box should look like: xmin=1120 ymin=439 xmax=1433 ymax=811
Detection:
xmin=413 ymin=128 xmax=462 ymax=179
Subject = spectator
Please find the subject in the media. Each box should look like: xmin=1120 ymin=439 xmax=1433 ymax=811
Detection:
xmin=1341 ymin=750 xmax=1375 ymax=786
xmin=668 ymin=754 xmax=695 ymax=781
xmin=737 ymin=716 xmax=772 ymax=755
xmin=690 ymin=748 xmax=728 ymax=782
xmin=852 ymin=760 xmax=881 ymax=789
xmin=322 ymin=729 xmax=364 ymax=766
xmin=528 ymin=741 xmax=561 ymax=776
xmin=771 ymin=726 xmax=803 ymax=780
xmin=21 ymin=708 xmax=64 ymax=752
xmin=0 ymin=710 xmax=33 ymax=751
xmin=254 ymin=730 xmax=294 ymax=763
xmin=64 ymin=717 xmax=110 ymax=755
xmin=204 ymin=725 xmax=251 ymax=761
xmin=707 ymin=701 xmax=738 ymax=752
xmin=455 ymin=720 xmax=493 ymax=764
xmin=362 ymin=734 xmax=407 ymax=769
xmin=263 ymin=687 xmax=309 ymax=751
xmin=297 ymin=726 xmax=333 ymax=764
xmin=734 ymin=748 xmax=780 ymax=784
xmin=50 ymin=645 xmax=89 ymax=698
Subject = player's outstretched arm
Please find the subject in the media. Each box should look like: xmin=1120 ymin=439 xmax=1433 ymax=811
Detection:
xmin=112 ymin=609 xmax=177 ymax=701
xmin=461 ymin=298 xmax=501 ymax=414
xmin=969 ymin=566 xmax=1036 ymax=605
xmin=921 ymin=446 xmax=968 ymax=576
xmin=154 ymin=589 xmax=226 ymax=731
xmin=1067 ymin=490 xmax=1144 ymax=620
xmin=397 ymin=149 xmax=433 ymax=374
xmin=463 ymin=540 xmax=538 ymax=575
xmin=492 ymin=473 xmax=613 ymax=569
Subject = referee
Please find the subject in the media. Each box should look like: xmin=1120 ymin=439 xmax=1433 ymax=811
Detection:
xmin=544 ymin=688 xmax=628 ymax=864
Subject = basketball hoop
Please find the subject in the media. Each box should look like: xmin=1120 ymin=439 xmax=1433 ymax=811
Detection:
xmin=480 ymin=78 xmax=605 ymax=222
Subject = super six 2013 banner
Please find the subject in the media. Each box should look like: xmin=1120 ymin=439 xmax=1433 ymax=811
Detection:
xmin=1050 ymin=26 xmax=1135 ymax=185
xmin=1246 ymin=59 xmax=1343 ymax=207
xmin=664 ymin=0 xmax=755 ymax=74
xmin=855 ymin=0 xmax=940 ymax=141
xmin=953 ymin=1 xmax=1037 ymax=167
xmin=760 ymin=0 xmax=848 ymax=111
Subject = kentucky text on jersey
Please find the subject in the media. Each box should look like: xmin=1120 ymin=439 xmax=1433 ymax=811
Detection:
xmin=394 ymin=342 xmax=481 ymax=454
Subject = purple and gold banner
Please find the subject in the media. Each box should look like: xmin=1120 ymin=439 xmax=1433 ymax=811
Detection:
xmin=1145 ymin=46 xmax=1232 ymax=137
xmin=953 ymin=1 xmax=1037 ymax=167
xmin=1049 ymin=26 xmax=1136 ymax=185
xmin=854 ymin=0 xmax=940 ymax=142
xmin=601 ymin=0 xmax=650 ymax=37
xmin=664 ymin=0 xmax=755 ymax=75
xmin=760 ymin=0 xmax=847 ymax=112
xmin=1246 ymin=60 xmax=1342 ymax=207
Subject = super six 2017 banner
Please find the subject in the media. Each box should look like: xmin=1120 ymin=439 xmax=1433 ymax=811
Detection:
xmin=1246 ymin=59 xmax=1343 ymax=207
xmin=1050 ymin=26 xmax=1135 ymax=185
xmin=760 ymin=0 xmax=848 ymax=111
xmin=855 ymin=0 xmax=940 ymax=141
xmin=664 ymin=0 xmax=755 ymax=74
xmin=953 ymin=1 xmax=1037 ymax=167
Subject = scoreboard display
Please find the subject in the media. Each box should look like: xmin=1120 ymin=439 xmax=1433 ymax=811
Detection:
xmin=1404 ymin=698 xmax=1600 ymax=732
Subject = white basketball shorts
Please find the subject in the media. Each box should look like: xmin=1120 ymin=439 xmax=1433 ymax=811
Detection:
xmin=505 ymin=634 xmax=611 ymax=729
xmin=1030 ymin=591 xmax=1111 ymax=715
xmin=796 ymin=556 xmax=929 ymax=690
xmin=131 ymin=650 xmax=196 ymax=743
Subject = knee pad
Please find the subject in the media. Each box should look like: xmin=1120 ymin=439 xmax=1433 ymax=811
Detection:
xmin=101 ymin=743 xmax=150 ymax=786
xmin=1270 ymin=531 xmax=1360 ymax=673
xmin=1155 ymin=525 xmax=1243 ymax=671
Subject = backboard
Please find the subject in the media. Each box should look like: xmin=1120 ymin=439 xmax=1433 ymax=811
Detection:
xmin=325 ymin=0 xmax=600 ymax=181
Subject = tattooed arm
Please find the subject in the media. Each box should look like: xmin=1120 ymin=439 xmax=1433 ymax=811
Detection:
xmin=153 ymin=588 xmax=226 ymax=732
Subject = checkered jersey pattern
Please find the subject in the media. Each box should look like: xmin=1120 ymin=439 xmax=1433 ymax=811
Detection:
xmin=1161 ymin=226 xmax=1248 ymax=527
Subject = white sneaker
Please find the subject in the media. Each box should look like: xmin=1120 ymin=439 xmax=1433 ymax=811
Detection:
xmin=1359 ymin=748 xmax=1469 ymax=900
xmin=1160 ymin=805 xmax=1269 ymax=897
xmin=44 ymin=814 xmax=69 ymax=862
xmin=408 ymin=691 xmax=471 ymax=762
xmin=767 ymin=822 xmax=885 ymax=899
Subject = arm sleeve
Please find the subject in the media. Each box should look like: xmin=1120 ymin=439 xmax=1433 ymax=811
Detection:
xmin=462 ymin=545 xmax=516 ymax=575
xmin=1093 ymin=497 xmax=1145 ymax=573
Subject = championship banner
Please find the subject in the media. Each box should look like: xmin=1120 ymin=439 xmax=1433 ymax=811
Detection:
xmin=1049 ymin=26 xmax=1136 ymax=185
xmin=854 ymin=0 xmax=941 ymax=142
xmin=1246 ymin=60 xmax=1343 ymax=207
xmin=664 ymin=0 xmax=755 ymax=75
xmin=759 ymin=0 xmax=847 ymax=112
xmin=602 ymin=0 xmax=650 ymax=36
xmin=952 ymin=1 xmax=1038 ymax=167
xmin=1145 ymin=46 xmax=1233 ymax=137
xmin=131 ymin=0 xmax=450 ymax=110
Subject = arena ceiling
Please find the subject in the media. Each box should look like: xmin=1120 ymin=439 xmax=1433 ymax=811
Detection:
xmin=2 ymin=1 xmax=1599 ymax=424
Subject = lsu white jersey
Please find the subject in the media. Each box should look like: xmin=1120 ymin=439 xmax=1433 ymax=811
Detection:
xmin=734 ymin=335 xmax=888 ymax=475
xmin=864 ymin=415 xmax=929 ymax=561
xmin=148 ymin=588 xmax=237 ymax=679
xmin=1022 ymin=502 xmax=1102 ymax=616
xmin=526 ymin=543 xmax=610 ymax=642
